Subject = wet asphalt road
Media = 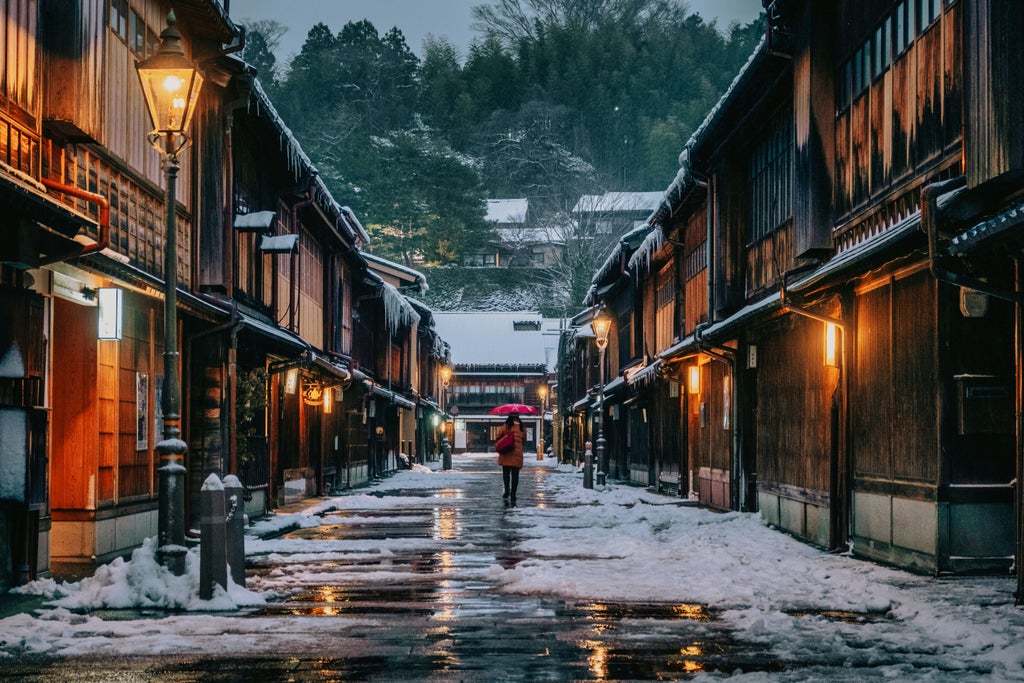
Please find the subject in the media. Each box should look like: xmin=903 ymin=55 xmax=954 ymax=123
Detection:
xmin=1 ymin=456 xmax=780 ymax=681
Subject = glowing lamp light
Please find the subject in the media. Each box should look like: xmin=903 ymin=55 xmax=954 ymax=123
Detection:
xmin=284 ymin=369 xmax=299 ymax=395
xmin=824 ymin=322 xmax=839 ymax=368
xmin=323 ymin=386 xmax=333 ymax=413
xmin=592 ymin=311 xmax=612 ymax=349
xmin=135 ymin=11 xmax=204 ymax=151
xmin=687 ymin=365 xmax=701 ymax=395
xmin=440 ymin=365 xmax=452 ymax=386
xmin=97 ymin=287 xmax=123 ymax=340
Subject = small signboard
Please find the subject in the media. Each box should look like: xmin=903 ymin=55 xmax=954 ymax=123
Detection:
xmin=449 ymin=405 xmax=459 ymax=416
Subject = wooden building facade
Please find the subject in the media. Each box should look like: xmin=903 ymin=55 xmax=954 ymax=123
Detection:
xmin=564 ymin=0 xmax=1024 ymax=598
xmin=0 ymin=0 xmax=449 ymax=591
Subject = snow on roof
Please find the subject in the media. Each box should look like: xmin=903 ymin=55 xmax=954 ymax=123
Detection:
xmin=495 ymin=227 xmax=565 ymax=245
xmin=363 ymin=252 xmax=429 ymax=292
xmin=367 ymin=271 xmax=420 ymax=334
xmin=485 ymin=198 xmax=529 ymax=224
xmin=247 ymin=76 xmax=370 ymax=248
xmin=433 ymin=311 xmax=558 ymax=368
xmin=572 ymin=191 xmax=664 ymax=215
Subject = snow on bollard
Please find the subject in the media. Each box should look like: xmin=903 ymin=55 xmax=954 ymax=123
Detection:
xmin=583 ymin=441 xmax=594 ymax=490
xmin=200 ymin=473 xmax=228 ymax=600
xmin=223 ymin=474 xmax=246 ymax=587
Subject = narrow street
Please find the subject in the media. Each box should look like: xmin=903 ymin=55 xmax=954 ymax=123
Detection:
xmin=1 ymin=454 xmax=1022 ymax=681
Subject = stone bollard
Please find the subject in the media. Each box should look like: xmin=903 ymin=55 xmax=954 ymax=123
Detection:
xmin=583 ymin=441 xmax=594 ymax=489
xmin=223 ymin=474 xmax=246 ymax=587
xmin=200 ymin=473 xmax=228 ymax=600
xmin=442 ymin=435 xmax=452 ymax=470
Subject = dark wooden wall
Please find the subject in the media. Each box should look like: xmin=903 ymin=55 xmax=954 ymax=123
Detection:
xmin=852 ymin=268 xmax=938 ymax=491
xmin=964 ymin=0 xmax=1024 ymax=189
xmin=755 ymin=316 xmax=832 ymax=494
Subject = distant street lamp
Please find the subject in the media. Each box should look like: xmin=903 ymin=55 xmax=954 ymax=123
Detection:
xmin=537 ymin=384 xmax=548 ymax=461
xmin=440 ymin=365 xmax=452 ymax=470
xmin=136 ymin=11 xmax=204 ymax=575
xmin=592 ymin=310 xmax=612 ymax=487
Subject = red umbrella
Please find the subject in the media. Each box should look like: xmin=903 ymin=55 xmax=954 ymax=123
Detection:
xmin=490 ymin=403 xmax=540 ymax=415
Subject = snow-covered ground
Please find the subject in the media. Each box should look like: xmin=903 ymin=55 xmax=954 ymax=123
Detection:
xmin=1 ymin=453 xmax=1022 ymax=680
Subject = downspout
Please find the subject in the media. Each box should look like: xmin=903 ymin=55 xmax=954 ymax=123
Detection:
xmin=39 ymin=179 xmax=110 ymax=260
xmin=1017 ymin=259 xmax=1024 ymax=606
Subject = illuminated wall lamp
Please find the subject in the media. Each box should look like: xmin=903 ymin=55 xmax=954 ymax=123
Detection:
xmin=97 ymin=287 xmax=124 ymax=340
xmin=284 ymin=368 xmax=299 ymax=395
xmin=323 ymin=385 xmax=333 ymax=413
xmin=687 ymin=364 xmax=701 ymax=395
xmin=824 ymin=322 xmax=839 ymax=368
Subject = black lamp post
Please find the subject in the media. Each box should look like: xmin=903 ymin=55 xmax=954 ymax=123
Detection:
xmin=135 ymin=11 xmax=204 ymax=575
xmin=592 ymin=310 xmax=611 ymax=487
xmin=440 ymin=365 xmax=452 ymax=469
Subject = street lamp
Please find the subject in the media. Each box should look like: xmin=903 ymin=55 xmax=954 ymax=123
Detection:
xmin=440 ymin=365 xmax=452 ymax=469
xmin=136 ymin=11 xmax=204 ymax=575
xmin=537 ymin=384 xmax=548 ymax=461
xmin=592 ymin=310 xmax=611 ymax=487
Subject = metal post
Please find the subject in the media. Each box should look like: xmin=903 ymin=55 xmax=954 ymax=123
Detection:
xmin=596 ymin=346 xmax=607 ymax=487
xmin=583 ymin=440 xmax=593 ymax=489
xmin=223 ymin=474 xmax=246 ymax=587
xmin=156 ymin=151 xmax=187 ymax=575
xmin=199 ymin=473 xmax=227 ymax=600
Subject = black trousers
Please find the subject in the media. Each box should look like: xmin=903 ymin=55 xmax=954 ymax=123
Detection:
xmin=502 ymin=465 xmax=520 ymax=497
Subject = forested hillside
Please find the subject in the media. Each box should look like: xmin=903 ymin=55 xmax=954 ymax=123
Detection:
xmin=241 ymin=0 xmax=763 ymax=311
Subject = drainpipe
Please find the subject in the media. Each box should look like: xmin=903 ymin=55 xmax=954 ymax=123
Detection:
xmin=39 ymin=178 xmax=110 ymax=261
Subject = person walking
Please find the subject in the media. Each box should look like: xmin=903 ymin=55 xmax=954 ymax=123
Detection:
xmin=497 ymin=414 xmax=525 ymax=506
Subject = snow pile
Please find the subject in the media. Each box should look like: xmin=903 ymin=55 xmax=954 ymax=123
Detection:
xmin=11 ymin=538 xmax=265 ymax=612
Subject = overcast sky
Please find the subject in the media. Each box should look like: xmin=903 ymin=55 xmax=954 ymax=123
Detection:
xmin=229 ymin=0 xmax=763 ymax=63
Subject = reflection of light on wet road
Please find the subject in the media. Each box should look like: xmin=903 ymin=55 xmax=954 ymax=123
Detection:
xmin=432 ymin=489 xmax=462 ymax=540
xmin=681 ymin=644 xmax=704 ymax=672
xmin=583 ymin=640 xmax=609 ymax=679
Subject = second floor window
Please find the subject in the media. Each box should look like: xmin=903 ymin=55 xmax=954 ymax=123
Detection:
xmin=748 ymin=105 xmax=793 ymax=244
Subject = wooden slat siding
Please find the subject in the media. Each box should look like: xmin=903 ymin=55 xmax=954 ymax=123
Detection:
xmin=834 ymin=104 xmax=851 ymax=217
xmin=43 ymin=0 xmax=104 ymax=140
xmin=756 ymin=317 xmax=832 ymax=494
xmin=792 ymin=0 xmax=836 ymax=258
xmin=942 ymin=1 xmax=962 ymax=153
xmin=297 ymin=229 xmax=324 ymax=349
xmin=916 ymin=19 xmax=944 ymax=166
xmin=891 ymin=271 xmax=938 ymax=482
xmin=51 ymin=299 xmax=99 ymax=510
xmin=836 ymin=2 xmax=963 ymax=227
xmin=964 ymin=0 xmax=1024 ymax=188
xmin=745 ymin=224 xmax=793 ymax=298
xmin=852 ymin=282 xmax=892 ymax=479
xmin=850 ymin=92 xmax=871 ymax=208
xmin=853 ymin=270 xmax=938 ymax=487
xmin=890 ymin=44 xmax=916 ymax=183
xmin=869 ymin=69 xmax=891 ymax=195
xmin=683 ymin=204 xmax=707 ymax=336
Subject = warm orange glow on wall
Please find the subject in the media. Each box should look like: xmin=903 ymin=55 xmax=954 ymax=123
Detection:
xmin=825 ymin=323 xmax=839 ymax=367
xmin=687 ymin=365 xmax=701 ymax=394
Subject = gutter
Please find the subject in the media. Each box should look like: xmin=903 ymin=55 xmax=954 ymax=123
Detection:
xmin=924 ymin=175 xmax=1023 ymax=303
xmin=39 ymin=178 xmax=110 ymax=260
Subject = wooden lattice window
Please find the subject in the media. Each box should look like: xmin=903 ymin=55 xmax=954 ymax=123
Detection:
xmin=748 ymin=105 xmax=793 ymax=245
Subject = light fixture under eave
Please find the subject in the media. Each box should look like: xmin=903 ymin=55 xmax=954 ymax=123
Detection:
xmin=322 ymin=385 xmax=333 ymax=413
xmin=284 ymin=368 xmax=299 ymax=395
xmin=824 ymin=322 xmax=839 ymax=368
xmin=687 ymin=364 xmax=701 ymax=395
xmin=97 ymin=287 xmax=124 ymax=340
